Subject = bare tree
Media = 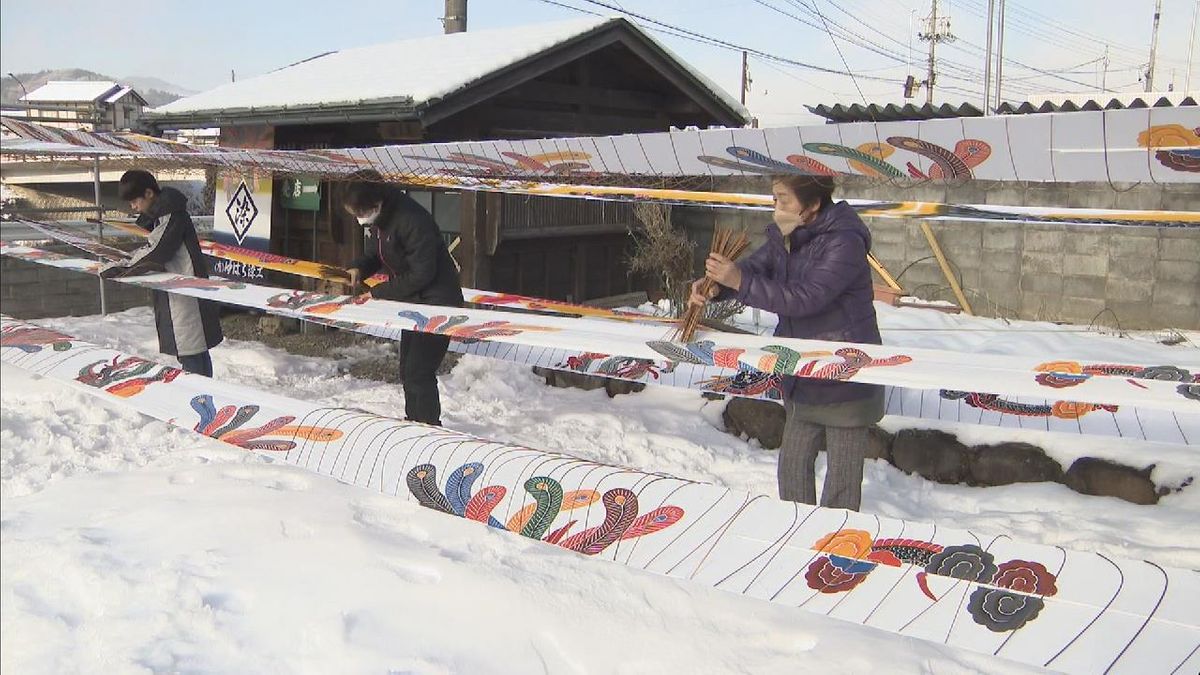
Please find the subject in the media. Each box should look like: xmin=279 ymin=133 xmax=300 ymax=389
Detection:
xmin=627 ymin=204 xmax=744 ymax=325
xmin=628 ymin=203 xmax=693 ymax=317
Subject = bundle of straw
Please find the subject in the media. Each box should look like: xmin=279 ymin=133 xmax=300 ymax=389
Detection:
xmin=674 ymin=227 xmax=750 ymax=342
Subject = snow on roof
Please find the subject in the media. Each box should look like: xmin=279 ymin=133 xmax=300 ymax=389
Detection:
xmin=103 ymin=86 xmax=136 ymax=104
xmin=154 ymin=17 xmax=746 ymax=119
xmin=22 ymin=81 xmax=122 ymax=103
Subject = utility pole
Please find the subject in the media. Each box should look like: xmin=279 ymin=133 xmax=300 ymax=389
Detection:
xmin=740 ymin=50 xmax=749 ymax=106
xmin=443 ymin=0 xmax=468 ymax=34
xmin=918 ymin=0 xmax=957 ymax=104
xmin=1146 ymin=0 xmax=1162 ymax=92
xmin=994 ymin=0 xmax=1006 ymax=111
xmin=1187 ymin=0 xmax=1198 ymax=91
xmin=1102 ymin=45 xmax=1110 ymax=92
xmin=983 ymin=0 xmax=995 ymax=114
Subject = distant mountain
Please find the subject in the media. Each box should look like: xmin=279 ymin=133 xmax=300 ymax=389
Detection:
xmin=0 ymin=69 xmax=188 ymax=108
xmin=122 ymin=75 xmax=196 ymax=97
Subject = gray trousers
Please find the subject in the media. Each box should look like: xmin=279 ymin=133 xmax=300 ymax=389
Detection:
xmin=778 ymin=409 xmax=870 ymax=511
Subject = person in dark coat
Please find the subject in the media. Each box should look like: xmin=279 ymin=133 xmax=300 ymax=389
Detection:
xmin=343 ymin=170 xmax=464 ymax=426
xmin=100 ymin=170 xmax=223 ymax=377
xmin=691 ymin=176 xmax=883 ymax=511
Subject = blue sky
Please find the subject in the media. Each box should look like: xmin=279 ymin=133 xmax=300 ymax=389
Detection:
xmin=2 ymin=0 xmax=1196 ymax=126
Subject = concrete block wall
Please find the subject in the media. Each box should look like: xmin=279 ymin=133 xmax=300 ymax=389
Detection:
xmin=685 ymin=179 xmax=1200 ymax=330
xmin=0 ymin=244 xmax=151 ymax=320
xmin=863 ymin=219 xmax=1200 ymax=328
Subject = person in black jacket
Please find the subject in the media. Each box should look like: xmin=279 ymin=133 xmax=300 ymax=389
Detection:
xmin=101 ymin=170 xmax=223 ymax=376
xmin=343 ymin=171 xmax=464 ymax=426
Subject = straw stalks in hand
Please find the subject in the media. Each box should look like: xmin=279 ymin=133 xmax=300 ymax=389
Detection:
xmin=674 ymin=227 xmax=750 ymax=342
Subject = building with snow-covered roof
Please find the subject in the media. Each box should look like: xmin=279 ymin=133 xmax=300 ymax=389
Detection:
xmin=147 ymin=16 xmax=749 ymax=303
xmin=150 ymin=16 xmax=747 ymax=138
xmin=15 ymin=81 xmax=148 ymax=131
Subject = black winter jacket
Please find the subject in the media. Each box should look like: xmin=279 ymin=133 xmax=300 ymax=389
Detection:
xmin=101 ymin=187 xmax=223 ymax=356
xmin=350 ymin=189 xmax=463 ymax=307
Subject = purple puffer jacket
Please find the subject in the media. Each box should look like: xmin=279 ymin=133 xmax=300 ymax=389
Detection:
xmin=728 ymin=201 xmax=883 ymax=405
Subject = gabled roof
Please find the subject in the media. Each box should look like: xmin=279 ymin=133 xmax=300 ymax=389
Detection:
xmin=21 ymin=81 xmax=125 ymax=103
xmin=150 ymin=17 xmax=747 ymax=127
xmin=103 ymin=86 xmax=148 ymax=106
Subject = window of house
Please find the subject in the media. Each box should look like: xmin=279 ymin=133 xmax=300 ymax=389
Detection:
xmin=432 ymin=192 xmax=460 ymax=233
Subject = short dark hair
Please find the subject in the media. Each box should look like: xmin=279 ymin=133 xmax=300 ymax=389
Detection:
xmin=773 ymin=175 xmax=835 ymax=209
xmin=342 ymin=169 xmax=388 ymax=213
xmin=118 ymin=170 xmax=160 ymax=201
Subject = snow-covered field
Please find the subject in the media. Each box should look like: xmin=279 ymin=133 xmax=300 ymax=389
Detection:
xmin=3 ymin=306 xmax=1198 ymax=673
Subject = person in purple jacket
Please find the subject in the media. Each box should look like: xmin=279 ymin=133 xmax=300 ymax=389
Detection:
xmin=690 ymin=175 xmax=883 ymax=511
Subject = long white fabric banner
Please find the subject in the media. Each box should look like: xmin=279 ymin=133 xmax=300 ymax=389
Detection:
xmin=4 ymin=108 xmax=1199 ymax=184
xmin=9 ymin=219 xmax=1198 ymax=445
xmin=5 ymin=116 xmax=1199 ymax=225
xmin=3 ymin=243 xmax=1198 ymax=416
xmin=2 ymin=316 xmax=1196 ymax=674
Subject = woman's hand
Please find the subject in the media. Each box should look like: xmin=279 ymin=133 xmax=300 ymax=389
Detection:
xmin=688 ymin=277 xmax=718 ymax=307
xmin=704 ymin=253 xmax=742 ymax=290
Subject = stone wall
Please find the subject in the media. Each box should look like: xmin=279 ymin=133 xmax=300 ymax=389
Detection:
xmin=679 ymin=179 xmax=1200 ymax=329
xmin=0 ymin=244 xmax=151 ymax=319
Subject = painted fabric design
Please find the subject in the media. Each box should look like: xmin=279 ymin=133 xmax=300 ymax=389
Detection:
xmin=2 ymin=315 xmax=1196 ymax=674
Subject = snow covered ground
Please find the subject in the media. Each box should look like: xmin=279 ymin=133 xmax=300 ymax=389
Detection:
xmin=3 ymin=306 xmax=1198 ymax=673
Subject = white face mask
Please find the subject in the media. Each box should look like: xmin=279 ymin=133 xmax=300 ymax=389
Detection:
xmin=773 ymin=209 xmax=804 ymax=233
xmin=356 ymin=207 xmax=381 ymax=226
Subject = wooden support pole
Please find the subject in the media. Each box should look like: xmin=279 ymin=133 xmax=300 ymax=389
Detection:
xmin=919 ymin=221 xmax=973 ymax=315
xmin=457 ymin=192 xmax=484 ymax=288
xmin=93 ymin=156 xmax=108 ymax=316
xmin=867 ymin=253 xmax=903 ymax=291
xmin=457 ymin=192 xmax=498 ymax=289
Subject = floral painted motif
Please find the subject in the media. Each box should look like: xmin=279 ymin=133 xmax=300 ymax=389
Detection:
xmin=925 ymin=544 xmax=999 ymax=582
xmin=814 ymin=529 xmax=875 ymax=558
xmin=190 ymin=394 xmax=341 ymax=451
xmin=698 ymin=369 xmax=783 ymax=400
xmin=266 ymin=290 xmax=370 ymax=315
xmin=805 ymin=555 xmax=875 ymax=593
xmin=397 ymin=310 xmax=557 ymax=343
xmin=398 ymin=150 xmax=594 ymax=176
xmin=940 ymin=390 xmax=1118 ymax=419
xmin=805 ymin=530 xmax=904 ymax=594
xmin=557 ymin=351 xmax=674 ymax=381
xmin=469 ymin=292 xmax=667 ymax=324
xmin=646 ymin=341 xmax=911 ymax=382
xmin=405 ymin=463 xmax=684 ymax=556
xmin=76 ymin=356 xmax=182 ymax=397
xmin=695 ymin=138 xmax=993 ymax=180
xmin=804 ymin=530 xmax=1059 ymax=633
xmin=1136 ymin=124 xmax=1200 ymax=173
xmin=967 ymin=560 xmax=1058 ymax=632
xmin=1139 ymin=366 xmax=1193 ymax=381
xmin=142 ymin=276 xmax=245 ymax=291
xmin=0 ymin=325 xmax=74 ymax=353
xmin=1035 ymin=360 xmax=1198 ymax=402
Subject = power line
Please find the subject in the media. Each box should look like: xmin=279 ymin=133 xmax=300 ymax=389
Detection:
xmin=958 ymin=0 xmax=1188 ymax=72
xmin=571 ymin=0 xmax=904 ymax=81
xmin=803 ymin=0 xmax=870 ymax=104
xmin=540 ymin=0 xmax=1056 ymax=104
xmin=1000 ymin=0 xmax=1190 ymax=68
xmin=755 ymin=0 xmax=1056 ymax=95
xmin=533 ymin=0 xmax=604 ymax=16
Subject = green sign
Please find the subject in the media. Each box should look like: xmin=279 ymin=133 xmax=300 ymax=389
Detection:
xmin=281 ymin=176 xmax=320 ymax=211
